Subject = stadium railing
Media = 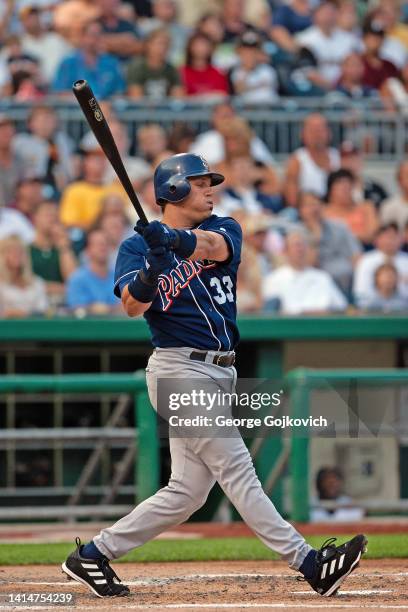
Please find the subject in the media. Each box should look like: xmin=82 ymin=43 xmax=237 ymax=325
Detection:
xmin=1 ymin=97 xmax=406 ymax=160
xmin=0 ymin=372 xmax=158 ymax=520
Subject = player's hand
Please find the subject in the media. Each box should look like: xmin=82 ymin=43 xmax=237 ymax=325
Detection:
xmin=143 ymin=245 xmax=174 ymax=281
xmin=135 ymin=220 xmax=178 ymax=250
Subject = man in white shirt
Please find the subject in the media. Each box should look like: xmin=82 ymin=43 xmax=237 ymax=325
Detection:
xmin=353 ymin=222 xmax=408 ymax=308
xmin=296 ymin=0 xmax=360 ymax=89
xmin=190 ymin=101 xmax=276 ymax=166
xmin=263 ymin=229 xmax=347 ymax=314
xmin=381 ymin=160 xmax=408 ymax=232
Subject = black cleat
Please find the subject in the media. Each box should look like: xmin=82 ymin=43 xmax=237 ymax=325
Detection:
xmin=61 ymin=538 xmax=130 ymax=598
xmin=306 ymin=534 xmax=367 ymax=597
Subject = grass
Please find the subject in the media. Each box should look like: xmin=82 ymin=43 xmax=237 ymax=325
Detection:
xmin=0 ymin=534 xmax=407 ymax=565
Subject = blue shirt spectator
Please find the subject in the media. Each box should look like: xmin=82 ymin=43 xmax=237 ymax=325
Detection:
xmin=273 ymin=2 xmax=313 ymax=35
xmin=51 ymin=20 xmax=125 ymax=99
xmin=66 ymin=229 xmax=119 ymax=312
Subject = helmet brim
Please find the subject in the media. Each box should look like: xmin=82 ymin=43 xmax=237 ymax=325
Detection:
xmin=186 ymin=171 xmax=225 ymax=187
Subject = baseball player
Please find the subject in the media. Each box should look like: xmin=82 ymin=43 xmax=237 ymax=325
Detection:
xmin=62 ymin=153 xmax=367 ymax=598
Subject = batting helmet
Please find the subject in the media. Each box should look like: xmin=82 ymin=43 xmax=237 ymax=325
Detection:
xmin=154 ymin=153 xmax=224 ymax=205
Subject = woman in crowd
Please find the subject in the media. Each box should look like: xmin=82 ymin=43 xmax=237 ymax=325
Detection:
xmin=365 ymin=262 xmax=407 ymax=312
xmin=180 ymin=32 xmax=229 ymax=98
xmin=324 ymin=169 xmax=379 ymax=248
xmin=0 ymin=234 xmax=48 ymax=317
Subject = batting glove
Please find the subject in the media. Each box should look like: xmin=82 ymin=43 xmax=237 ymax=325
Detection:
xmin=136 ymin=220 xmax=197 ymax=259
xmin=127 ymin=246 xmax=174 ymax=303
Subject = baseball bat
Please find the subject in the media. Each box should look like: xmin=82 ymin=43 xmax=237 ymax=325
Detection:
xmin=72 ymin=79 xmax=148 ymax=225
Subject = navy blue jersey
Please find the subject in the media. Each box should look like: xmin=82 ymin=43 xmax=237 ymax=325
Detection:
xmin=114 ymin=215 xmax=242 ymax=350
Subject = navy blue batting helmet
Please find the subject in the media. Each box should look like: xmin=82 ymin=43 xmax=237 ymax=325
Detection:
xmin=154 ymin=153 xmax=224 ymax=205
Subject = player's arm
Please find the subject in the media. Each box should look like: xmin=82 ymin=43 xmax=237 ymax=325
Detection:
xmin=117 ymin=245 xmax=174 ymax=318
xmin=189 ymin=230 xmax=229 ymax=262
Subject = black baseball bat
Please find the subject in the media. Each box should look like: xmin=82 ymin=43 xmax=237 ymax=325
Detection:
xmin=72 ymin=79 xmax=148 ymax=225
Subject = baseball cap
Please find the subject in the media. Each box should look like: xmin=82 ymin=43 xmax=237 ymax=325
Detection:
xmin=242 ymin=213 xmax=272 ymax=236
xmin=340 ymin=141 xmax=360 ymax=156
xmin=363 ymin=17 xmax=386 ymax=36
xmin=237 ymin=30 xmax=262 ymax=48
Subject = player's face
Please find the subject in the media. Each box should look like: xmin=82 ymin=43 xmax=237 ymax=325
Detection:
xmin=178 ymin=176 xmax=214 ymax=224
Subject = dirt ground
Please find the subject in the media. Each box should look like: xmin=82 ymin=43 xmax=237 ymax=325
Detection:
xmin=0 ymin=559 xmax=407 ymax=610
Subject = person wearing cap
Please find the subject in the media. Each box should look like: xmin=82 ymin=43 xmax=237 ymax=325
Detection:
xmin=353 ymin=222 xmax=408 ymax=308
xmin=228 ymin=30 xmax=278 ymax=105
xmin=361 ymin=15 xmax=399 ymax=90
xmin=340 ymin=140 xmax=388 ymax=209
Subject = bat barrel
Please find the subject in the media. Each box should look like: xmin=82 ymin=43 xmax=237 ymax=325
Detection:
xmin=72 ymin=79 xmax=87 ymax=91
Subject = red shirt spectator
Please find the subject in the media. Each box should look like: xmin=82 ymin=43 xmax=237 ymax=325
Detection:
xmin=180 ymin=33 xmax=228 ymax=97
xmin=361 ymin=17 xmax=399 ymax=90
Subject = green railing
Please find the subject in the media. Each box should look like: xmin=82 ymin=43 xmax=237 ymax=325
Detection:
xmin=286 ymin=368 xmax=408 ymax=522
xmin=0 ymin=372 xmax=159 ymax=506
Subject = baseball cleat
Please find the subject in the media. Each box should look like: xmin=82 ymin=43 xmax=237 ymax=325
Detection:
xmin=61 ymin=538 xmax=130 ymax=598
xmin=305 ymin=534 xmax=367 ymax=597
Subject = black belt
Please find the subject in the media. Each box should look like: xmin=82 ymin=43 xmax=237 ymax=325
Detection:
xmin=190 ymin=351 xmax=235 ymax=368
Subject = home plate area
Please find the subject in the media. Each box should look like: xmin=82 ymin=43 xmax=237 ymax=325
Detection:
xmin=1 ymin=560 xmax=407 ymax=610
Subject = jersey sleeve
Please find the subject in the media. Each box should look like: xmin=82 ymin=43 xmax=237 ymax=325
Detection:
xmin=207 ymin=216 xmax=242 ymax=265
xmin=113 ymin=236 xmax=146 ymax=297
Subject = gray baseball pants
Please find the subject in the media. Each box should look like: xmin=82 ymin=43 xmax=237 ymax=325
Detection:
xmin=94 ymin=347 xmax=312 ymax=570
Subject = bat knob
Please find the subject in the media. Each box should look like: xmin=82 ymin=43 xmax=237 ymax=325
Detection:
xmin=73 ymin=79 xmax=87 ymax=91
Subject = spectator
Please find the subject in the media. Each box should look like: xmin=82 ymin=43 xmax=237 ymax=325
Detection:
xmin=52 ymin=20 xmax=125 ymax=99
xmin=66 ymin=228 xmax=120 ymax=314
xmin=0 ymin=207 xmax=35 ymax=244
xmin=19 ymin=6 xmax=72 ymax=84
xmin=241 ymin=210 xmax=276 ymax=274
xmin=263 ymin=230 xmax=348 ymax=314
xmin=0 ymin=235 xmax=48 ymax=318
xmin=229 ymin=30 xmax=279 ymax=105
xmin=381 ymin=62 xmax=408 ymax=113
xmin=98 ymin=0 xmax=142 ymax=61
xmin=127 ymin=28 xmax=183 ymax=100
xmin=298 ymin=191 xmax=361 ymax=295
xmin=237 ymin=239 xmax=264 ymax=314
xmin=284 ymin=113 xmax=340 ymax=207
xmin=139 ymin=0 xmax=190 ymax=66
xmin=13 ymin=105 xmax=74 ymax=192
xmin=138 ymin=177 xmax=162 ymax=221
xmin=340 ymin=141 xmax=388 ymax=210
xmin=270 ymin=0 xmax=313 ymax=54
xmin=336 ymin=0 xmax=360 ymax=37
xmin=353 ymin=222 xmax=408 ymax=307
xmin=94 ymin=198 xmax=133 ymax=268
xmin=364 ymin=262 xmax=407 ymax=312
xmin=81 ymin=119 xmax=151 ymax=191
xmin=216 ymin=116 xmax=281 ymax=202
xmin=190 ymin=101 xmax=275 ymax=166
xmin=196 ymin=13 xmax=230 ymax=69
xmin=336 ymin=52 xmax=375 ymax=99
xmin=311 ymin=467 xmax=364 ymax=523
xmin=53 ymin=0 xmax=101 ymax=46
xmin=324 ymin=169 xmax=379 ymax=247
xmin=0 ymin=114 xmax=25 ymax=208
xmin=59 ymin=152 xmax=124 ymax=230
xmin=167 ymin=122 xmax=196 ymax=154
xmin=30 ymin=201 xmax=77 ymax=305
xmin=370 ymin=2 xmax=408 ymax=69
xmin=381 ymin=160 xmax=408 ymax=231
xmin=221 ymin=0 xmax=254 ymax=44
xmin=295 ymin=0 xmax=359 ymax=90
xmin=11 ymin=177 xmax=44 ymax=222
xmin=0 ymin=35 xmax=45 ymax=99
xmin=180 ymin=32 xmax=229 ymax=98
xmin=361 ymin=17 xmax=399 ymax=91
xmin=137 ymin=124 xmax=173 ymax=166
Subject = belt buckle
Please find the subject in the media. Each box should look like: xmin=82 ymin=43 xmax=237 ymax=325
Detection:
xmin=215 ymin=354 xmax=223 ymax=367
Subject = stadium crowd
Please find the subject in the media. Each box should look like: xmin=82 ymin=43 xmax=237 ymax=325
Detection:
xmin=0 ymin=0 xmax=407 ymax=317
